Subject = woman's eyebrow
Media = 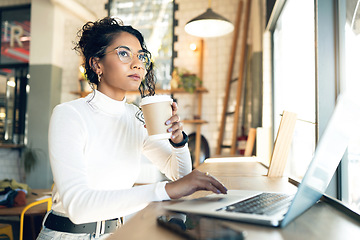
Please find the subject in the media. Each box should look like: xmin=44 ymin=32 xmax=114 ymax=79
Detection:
xmin=115 ymin=45 xmax=130 ymax=51
xmin=116 ymin=45 xmax=146 ymax=53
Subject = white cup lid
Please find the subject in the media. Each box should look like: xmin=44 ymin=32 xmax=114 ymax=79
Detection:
xmin=140 ymin=95 xmax=173 ymax=106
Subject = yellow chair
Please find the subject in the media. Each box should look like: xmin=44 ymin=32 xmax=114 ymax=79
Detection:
xmin=19 ymin=196 xmax=52 ymax=240
xmin=0 ymin=223 xmax=13 ymax=240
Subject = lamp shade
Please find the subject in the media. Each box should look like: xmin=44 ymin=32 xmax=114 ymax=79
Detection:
xmin=185 ymin=8 xmax=234 ymax=38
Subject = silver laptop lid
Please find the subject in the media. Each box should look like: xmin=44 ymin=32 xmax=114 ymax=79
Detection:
xmin=281 ymin=92 xmax=360 ymax=227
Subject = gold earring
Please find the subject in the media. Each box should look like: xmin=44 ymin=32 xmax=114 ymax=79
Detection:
xmin=98 ymin=73 xmax=102 ymax=83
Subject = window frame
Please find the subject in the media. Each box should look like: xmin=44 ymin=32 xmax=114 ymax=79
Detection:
xmin=265 ymin=0 xmax=343 ymax=198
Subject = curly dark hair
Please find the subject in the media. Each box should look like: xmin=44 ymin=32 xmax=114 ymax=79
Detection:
xmin=74 ymin=17 xmax=155 ymax=97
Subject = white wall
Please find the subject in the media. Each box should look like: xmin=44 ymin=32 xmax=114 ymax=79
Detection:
xmin=174 ymin=0 xmax=238 ymax=156
xmin=174 ymin=0 xmax=265 ymax=156
xmin=51 ymin=0 xmax=108 ymax=102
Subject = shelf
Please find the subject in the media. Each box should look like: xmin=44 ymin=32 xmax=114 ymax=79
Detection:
xmin=0 ymin=143 xmax=25 ymax=149
xmin=166 ymin=87 xmax=209 ymax=94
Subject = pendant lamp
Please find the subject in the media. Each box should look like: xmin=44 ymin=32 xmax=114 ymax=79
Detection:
xmin=184 ymin=0 xmax=234 ymax=38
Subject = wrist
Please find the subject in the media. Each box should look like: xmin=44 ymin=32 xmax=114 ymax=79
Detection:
xmin=165 ymin=182 xmax=175 ymax=199
xmin=169 ymin=131 xmax=188 ymax=148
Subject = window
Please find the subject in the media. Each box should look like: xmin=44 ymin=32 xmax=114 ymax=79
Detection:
xmin=0 ymin=67 xmax=28 ymax=145
xmin=271 ymin=0 xmax=316 ymax=179
xmin=340 ymin=0 xmax=360 ymax=214
xmin=267 ymin=0 xmax=360 ymax=217
xmin=108 ymin=0 xmax=174 ymax=90
xmin=0 ymin=5 xmax=30 ymax=145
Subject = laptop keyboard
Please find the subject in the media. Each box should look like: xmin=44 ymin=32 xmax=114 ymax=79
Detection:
xmin=218 ymin=193 xmax=293 ymax=216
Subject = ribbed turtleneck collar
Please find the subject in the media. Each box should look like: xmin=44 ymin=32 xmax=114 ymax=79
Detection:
xmin=85 ymin=90 xmax=126 ymax=115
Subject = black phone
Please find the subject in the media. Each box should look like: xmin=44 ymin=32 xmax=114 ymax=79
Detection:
xmin=157 ymin=213 xmax=245 ymax=240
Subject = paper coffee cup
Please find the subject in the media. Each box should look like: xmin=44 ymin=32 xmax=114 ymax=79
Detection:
xmin=140 ymin=95 xmax=173 ymax=140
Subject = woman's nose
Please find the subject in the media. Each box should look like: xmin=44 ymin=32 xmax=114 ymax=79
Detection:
xmin=131 ymin=55 xmax=145 ymax=70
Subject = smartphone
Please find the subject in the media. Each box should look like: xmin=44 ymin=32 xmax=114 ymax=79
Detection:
xmin=157 ymin=213 xmax=245 ymax=240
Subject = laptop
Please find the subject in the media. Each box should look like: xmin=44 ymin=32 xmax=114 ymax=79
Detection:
xmin=165 ymin=92 xmax=360 ymax=228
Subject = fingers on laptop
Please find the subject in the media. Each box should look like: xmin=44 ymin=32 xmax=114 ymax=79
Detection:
xmin=184 ymin=170 xmax=227 ymax=195
xmin=165 ymin=170 xmax=227 ymax=199
xmin=202 ymin=171 xmax=228 ymax=195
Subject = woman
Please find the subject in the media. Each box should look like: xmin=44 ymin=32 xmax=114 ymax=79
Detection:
xmin=37 ymin=17 xmax=227 ymax=239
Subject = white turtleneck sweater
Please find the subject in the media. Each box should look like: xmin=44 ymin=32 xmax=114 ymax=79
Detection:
xmin=48 ymin=90 xmax=192 ymax=224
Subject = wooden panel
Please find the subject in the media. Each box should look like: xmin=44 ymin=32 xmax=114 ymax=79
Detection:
xmin=230 ymin=0 xmax=252 ymax=155
xmin=267 ymin=111 xmax=297 ymax=177
xmin=244 ymin=128 xmax=256 ymax=156
xmin=216 ymin=0 xmax=243 ymax=155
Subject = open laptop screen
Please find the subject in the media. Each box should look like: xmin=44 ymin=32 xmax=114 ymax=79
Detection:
xmin=281 ymin=92 xmax=360 ymax=227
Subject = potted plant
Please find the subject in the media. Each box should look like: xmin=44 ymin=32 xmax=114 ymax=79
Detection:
xmin=171 ymin=68 xmax=202 ymax=93
xmin=19 ymin=146 xmax=45 ymax=182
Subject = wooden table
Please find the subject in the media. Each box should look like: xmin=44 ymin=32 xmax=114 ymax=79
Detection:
xmin=0 ymin=189 xmax=51 ymax=239
xmin=0 ymin=189 xmax=50 ymax=216
xmin=107 ymin=161 xmax=360 ymax=240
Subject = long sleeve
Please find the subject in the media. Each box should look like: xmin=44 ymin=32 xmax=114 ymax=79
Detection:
xmin=48 ymin=92 xmax=192 ymax=224
xmin=142 ymin=138 xmax=192 ymax=181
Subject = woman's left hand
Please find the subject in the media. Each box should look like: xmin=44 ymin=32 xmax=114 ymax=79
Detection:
xmin=165 ymin=102 xmax=183 ymax=143
xmin=165 ymin=170 xmax=228 ymax=199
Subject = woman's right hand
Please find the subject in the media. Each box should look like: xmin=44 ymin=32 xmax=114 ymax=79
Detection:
xmin=165 ymin=170 xmax=228 ymax=199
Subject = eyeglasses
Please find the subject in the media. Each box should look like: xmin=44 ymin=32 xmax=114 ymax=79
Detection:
xmin=105 ymin=45 xmax=151 ymax=69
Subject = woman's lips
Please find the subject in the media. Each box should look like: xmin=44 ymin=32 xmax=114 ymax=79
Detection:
xmin=128 ymin=74 xmax=141 ymax=81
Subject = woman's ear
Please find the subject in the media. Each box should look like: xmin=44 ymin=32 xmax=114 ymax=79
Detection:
xmin=90 ymin=57 xmax=102 ymax=74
